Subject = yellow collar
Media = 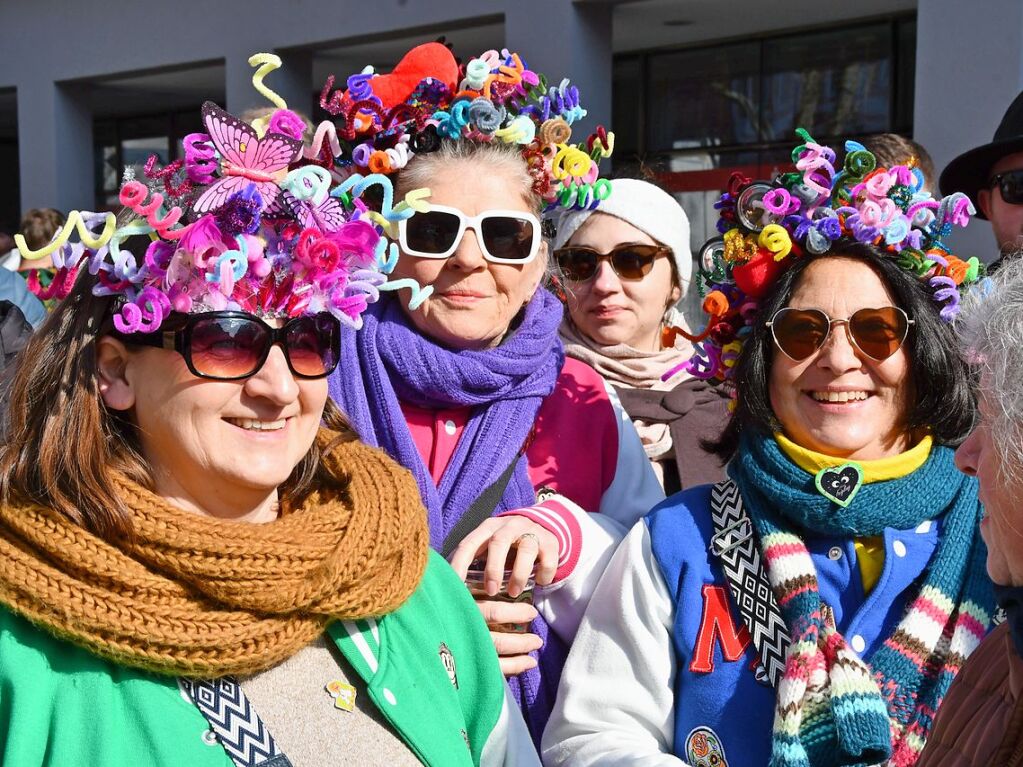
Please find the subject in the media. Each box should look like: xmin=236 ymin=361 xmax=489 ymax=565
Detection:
xmin=774 ymin=433 xmax=933 ymax=483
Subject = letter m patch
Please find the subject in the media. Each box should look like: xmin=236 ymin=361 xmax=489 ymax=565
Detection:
xmin=689 ymin=584 xmax=751 ymax=673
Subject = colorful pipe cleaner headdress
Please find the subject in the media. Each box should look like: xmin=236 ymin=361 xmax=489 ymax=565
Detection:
xmin=664 ymin=129 xmax=984 ymax=385
xmin=13 ymin=54 xmax=436 ymax=334
xmin=316 ymin=41 xmax=615 ymax=212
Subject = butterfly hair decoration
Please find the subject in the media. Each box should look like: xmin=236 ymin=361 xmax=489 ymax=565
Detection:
xmin=277 ymin=189 xmax=349 ymax=233
xmin=14 ymin=51 xmax=486 ymax=331
xmin=15 ymin=97 xmax=397 ymax=334
xmin=192 ymin=102 xmax=303 ymax=215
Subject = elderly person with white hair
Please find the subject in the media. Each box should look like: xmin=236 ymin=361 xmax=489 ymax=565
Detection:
xmin=553 ymin=178 xmax=730 ymax=493
xmin=919 ymin=258 xmax=1023 ymax=766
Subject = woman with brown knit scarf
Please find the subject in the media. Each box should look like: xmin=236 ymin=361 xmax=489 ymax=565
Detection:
xmin=0 ymin=98 xmax=538 ymax=767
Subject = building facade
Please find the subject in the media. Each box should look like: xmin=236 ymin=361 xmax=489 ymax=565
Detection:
xmin=0 ymin=0 xmax=1019 ymax=282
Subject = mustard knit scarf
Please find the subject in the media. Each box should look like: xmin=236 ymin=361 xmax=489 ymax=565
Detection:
xmin=0 ymin=431 xmax=428 ymax=678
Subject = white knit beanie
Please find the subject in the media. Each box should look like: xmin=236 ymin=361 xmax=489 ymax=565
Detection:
xmin=551 ymin=178 xmax=693 ymax=294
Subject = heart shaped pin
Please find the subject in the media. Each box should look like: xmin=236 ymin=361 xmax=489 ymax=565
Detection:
xmin=814 ymin=462 xmax=863 ymax=507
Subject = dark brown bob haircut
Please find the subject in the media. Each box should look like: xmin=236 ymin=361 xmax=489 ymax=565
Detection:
xmin=710 ymin=238 xmax=976 ymax=461
xmin=0 ymin=269 xmax=354 ymax=541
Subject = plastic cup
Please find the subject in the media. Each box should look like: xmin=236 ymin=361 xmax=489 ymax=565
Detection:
xmin=464 ymin=564 xmax=536 ymax=633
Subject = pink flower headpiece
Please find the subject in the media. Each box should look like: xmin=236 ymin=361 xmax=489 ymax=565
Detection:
xmin=14 ymin=62 xmax=436 ymax=333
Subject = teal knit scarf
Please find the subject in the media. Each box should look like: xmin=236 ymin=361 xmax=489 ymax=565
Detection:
xmin=729 ymin=432 xmax=994 ymax=767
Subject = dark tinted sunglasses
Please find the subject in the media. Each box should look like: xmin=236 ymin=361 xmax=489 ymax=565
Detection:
xmin=554 ymin=244 xmax=672 ymax=282
xmin=991 ymin=170 xmax=1023 ymax=205
xmin=766 ymin=306 xmax=913 ymax=362
xmin=120 ymin=311 xmax=341 ymax=381
xmin=398 ymin=205 xmax=541 ymax=264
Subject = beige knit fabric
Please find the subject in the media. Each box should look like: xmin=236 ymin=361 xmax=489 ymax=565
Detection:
xmin=240 ymin=636 xmax=422 ymax=766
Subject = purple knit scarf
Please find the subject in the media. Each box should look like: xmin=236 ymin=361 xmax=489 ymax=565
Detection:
xmin=328 ymin=289 xmax=567 ymax=743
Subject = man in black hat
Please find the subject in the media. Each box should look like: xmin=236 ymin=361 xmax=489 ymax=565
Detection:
xmin=941 ymin=91 xmax=1023 ymax=262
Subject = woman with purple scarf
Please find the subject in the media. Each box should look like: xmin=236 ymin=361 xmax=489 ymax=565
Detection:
xmin=326 ymin=43 xmax=664 ymax=743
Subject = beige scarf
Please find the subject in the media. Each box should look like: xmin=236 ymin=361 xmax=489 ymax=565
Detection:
xmin=559 ymin=319 xmax=693 ymax=459
xmin=0 ymin=431 xmax=428 ymax=679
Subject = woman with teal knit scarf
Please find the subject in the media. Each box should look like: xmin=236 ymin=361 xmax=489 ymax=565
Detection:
xmin=543 ymin=137 xmax=995 ymax=767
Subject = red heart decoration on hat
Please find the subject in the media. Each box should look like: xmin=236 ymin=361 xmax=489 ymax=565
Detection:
xmin=360 ymin=43 xmax=460 ymax=111
xmin=733 ymin=249 xmax=787 ymax=298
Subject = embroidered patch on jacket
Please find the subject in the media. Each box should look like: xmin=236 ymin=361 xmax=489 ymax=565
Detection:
xmin=685 ymin=726 xmax=729 ymax=767
xmin=439 ymin=642 xmax=459 ymax=689
xmin=690 ymin=584 xmax=751 ymax=673
xmin=535 ymin=485 xmax=557 ymax=502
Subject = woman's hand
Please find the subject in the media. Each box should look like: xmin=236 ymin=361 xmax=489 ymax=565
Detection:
xmin=479 ymin=599 xmax=543 ymax=675
xmin=449 ymin=516 xmax=559 ymax=596
xmin=449 ymin=516 xmax=559 ymax=676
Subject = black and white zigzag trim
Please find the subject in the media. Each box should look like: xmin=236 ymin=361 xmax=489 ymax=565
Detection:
xmin=180 ymin=677 xmax=293 ymax=767
xmin=709 ymin=480 xmax=790 ymax=688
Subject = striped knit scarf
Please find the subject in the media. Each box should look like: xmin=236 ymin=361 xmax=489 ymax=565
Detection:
xmin=730 ymin=433 xmax=994 ymax=767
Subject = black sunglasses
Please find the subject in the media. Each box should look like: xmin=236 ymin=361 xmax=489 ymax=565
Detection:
xmin=990 ymin=170 xmax=1023 ymax=205
xmin=554 ymin=244 xmax=672 ymax=282
xmin=119 ymin=311 xmax=342 ymax=381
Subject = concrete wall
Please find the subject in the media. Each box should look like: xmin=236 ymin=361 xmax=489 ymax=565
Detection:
xmin=0 ymin=0 xmax=611 ymax=215
xmin=914 ymin=0 xmax=1023 ymax=262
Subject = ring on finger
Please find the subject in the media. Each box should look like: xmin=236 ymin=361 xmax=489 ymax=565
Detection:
xmin=515 ymin=532 xmax=541 ymax=548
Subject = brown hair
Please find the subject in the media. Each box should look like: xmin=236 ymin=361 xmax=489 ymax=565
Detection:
xmin=19 ymin=208 xmax=65 ymax=252
xmin=0 ymin=270 xmax=355 ymax=540
xmin=862 ymin=134 xmax=936 ymax=194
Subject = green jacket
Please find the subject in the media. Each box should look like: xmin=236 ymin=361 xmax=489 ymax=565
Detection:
xmin=0 ymin=551 xmax=539 ymax=767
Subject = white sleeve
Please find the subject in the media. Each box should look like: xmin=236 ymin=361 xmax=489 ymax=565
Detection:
xmin=531 ymin=496 xmax=627 ymax=645
xmin=541 ymin=522 xmax=687 ymax=767
xmin=480 ymin=686 xmax=543 ymax=767
xmin=524 ymin=385 xmax=666 ymax=647
xmin=598 ymin=382 xmax=667 ymax=528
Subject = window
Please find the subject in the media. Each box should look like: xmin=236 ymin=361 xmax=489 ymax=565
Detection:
xmin=614 ymin=17 xmax=916 ymax=181
xmin=611 ymin=56 xmax=643 ymax=155
xmin=761 ymin=26 xmax=893 ymax=142
xmin=611 ymin=17 xmax=917 ymax=322
xmin=93 ymin=111 xmax=195 ymax=209
xmin=646 ymin=41 xmax=760 ymax=153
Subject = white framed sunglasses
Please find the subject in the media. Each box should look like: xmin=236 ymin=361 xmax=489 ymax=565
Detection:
xmin=397 ymin=204 xmax=542 ymax=264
